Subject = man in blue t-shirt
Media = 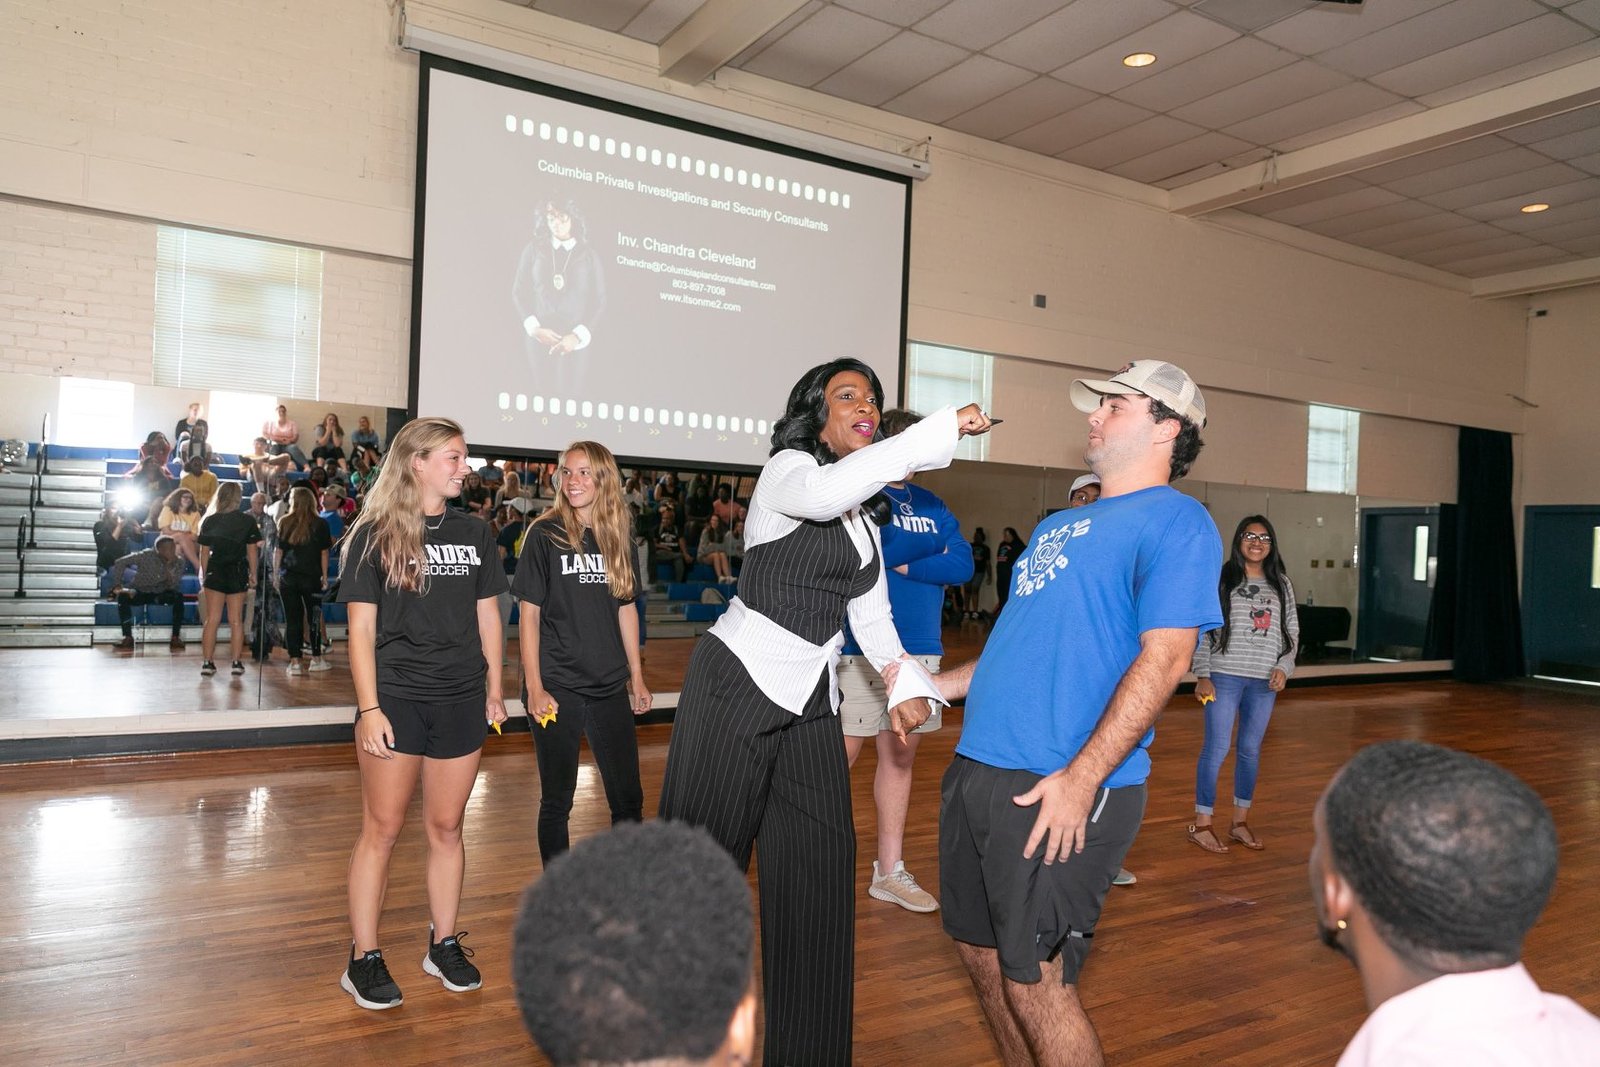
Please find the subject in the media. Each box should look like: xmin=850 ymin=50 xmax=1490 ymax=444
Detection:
xmin=932 ymin=360 xmax=1223 ymax=1066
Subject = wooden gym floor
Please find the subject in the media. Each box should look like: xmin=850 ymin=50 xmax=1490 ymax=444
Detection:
xmin=2 ymin=678 xmax=1597 ymax=1065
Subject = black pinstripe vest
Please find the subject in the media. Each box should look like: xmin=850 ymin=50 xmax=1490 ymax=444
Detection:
xmin=738 ymin=515 xmax=880 ymax=645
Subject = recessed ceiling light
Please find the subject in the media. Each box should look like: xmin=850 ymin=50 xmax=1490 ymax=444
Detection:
xmin=1122 ymin=52 xmax=1158 ymax=68
xmin=1520 ymin=202 xmax=1550 ymax=213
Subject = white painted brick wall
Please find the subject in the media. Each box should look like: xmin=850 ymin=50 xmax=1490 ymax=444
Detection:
xmin=0 ymin=198 xmax=412 ymax=407
xmin=0 ymin=200 xmax=157 ymax=382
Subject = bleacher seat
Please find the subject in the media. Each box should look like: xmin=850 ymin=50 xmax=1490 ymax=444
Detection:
xmin=683 ymin=603 xmax=729 ymax=623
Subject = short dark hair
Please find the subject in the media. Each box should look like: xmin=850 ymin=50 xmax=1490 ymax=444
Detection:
xmin=512 ymin=822 xmax=754 ymax=1066
xmin=879 ymin=407 xmax=922 ymax=438
xmin=1147 ymin=397 xmax=1203 ymax=482
xmin=1324 ymin=740 xmax=1558 ymax=972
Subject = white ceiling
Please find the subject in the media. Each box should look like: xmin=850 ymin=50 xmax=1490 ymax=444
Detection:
xmin=502 ymin=0 xmax=1600 ymax=287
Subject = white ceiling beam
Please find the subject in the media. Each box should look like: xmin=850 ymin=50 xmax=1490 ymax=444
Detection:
xmin=1169 ymin=57 xmax=1600 ymax=217
xmin=1471 ymin=256 xmax=1600 ymax=299
xmin=658 ymin=0 xmax=810 ymax=85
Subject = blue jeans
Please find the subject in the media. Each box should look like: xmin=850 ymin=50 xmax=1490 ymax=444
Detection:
xmin=1194 ymin=672 xmax=1278 ymax=814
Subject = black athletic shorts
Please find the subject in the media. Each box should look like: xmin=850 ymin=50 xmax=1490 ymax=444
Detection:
xmin=204 ymin=560 xmax=250 ymax=596
xmin=363 ymin=690 xmax=488 ymax=759
xmin=939 ymin=755 xmax=1146 ymax=985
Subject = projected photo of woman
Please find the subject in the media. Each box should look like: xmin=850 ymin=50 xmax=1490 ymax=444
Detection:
xmin=512 ymin=194 xmax=606 ymax=401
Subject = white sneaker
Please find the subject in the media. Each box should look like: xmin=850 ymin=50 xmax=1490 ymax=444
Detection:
xmin=287 ymin=661 xmax=307 ymax=676
xmin=1112 ymin=867 xmax=1138 ymax=887
xmin=868 ymin=861 xmax=939 ymax=913
xmin=308 ymin=657 xmax=333 ymax=673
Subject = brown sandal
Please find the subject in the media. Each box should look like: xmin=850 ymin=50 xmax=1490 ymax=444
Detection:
xmin=1187 ymin=824 xmax=1229 ymax=854
xmin=1229 ymin=822 xmax=1265 ymax=851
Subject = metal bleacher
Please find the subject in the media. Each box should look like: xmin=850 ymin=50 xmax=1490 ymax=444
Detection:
xmin=0 ymin=432 xmax=103 ymax=646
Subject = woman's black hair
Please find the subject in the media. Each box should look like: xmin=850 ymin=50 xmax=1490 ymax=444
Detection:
xmin=770 ymin=358 xmax=893 ymax=524
xmin=1002 ymin=526 xmax=1021 ymax=544
xmin=536 ymin=195 xmax=587 ymax=243
xmin=1210 ymin=514 xmax=1295 ymax=660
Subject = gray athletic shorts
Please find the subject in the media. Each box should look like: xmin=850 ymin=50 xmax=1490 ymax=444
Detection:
xmin=837 ymin=653 xmax=942 ymax=738
xmin=940 ymin=755 xmax=1145 ymax=985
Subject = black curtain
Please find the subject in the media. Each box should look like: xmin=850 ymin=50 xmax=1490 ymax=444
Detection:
xmin=1450 ymin=427 xmax=1525 ymax=681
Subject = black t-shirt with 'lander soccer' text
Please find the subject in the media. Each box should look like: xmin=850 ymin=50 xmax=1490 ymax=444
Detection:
xmin=511 ymin=520 xmax=636 ymax=698
xmin=339 ymin=510 xmax=507 ymax=702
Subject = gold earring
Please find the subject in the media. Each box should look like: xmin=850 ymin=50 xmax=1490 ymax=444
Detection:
xmin=1336 ymin=919 xmax=1348 ymax=931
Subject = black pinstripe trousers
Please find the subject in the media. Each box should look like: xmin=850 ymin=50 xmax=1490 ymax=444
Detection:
xmin=659 ymin=635 xmax=856 ymax=1066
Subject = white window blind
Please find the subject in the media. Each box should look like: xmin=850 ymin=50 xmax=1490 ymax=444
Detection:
xmin=1307 ymin=404 xmax=1359 ymax=494
xmin=154 ymin=227 xmax=323 ymax=398
xmin=908 ymin=342 xmax=992 ymax=461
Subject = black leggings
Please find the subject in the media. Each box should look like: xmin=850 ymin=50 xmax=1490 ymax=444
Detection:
xmin=527 ymin=683 xmax=643 ymax=863
xmin=279 ymin=573 xmax=322 ymax=659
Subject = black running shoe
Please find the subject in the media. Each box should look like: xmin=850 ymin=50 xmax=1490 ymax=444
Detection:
xmin=201 ymin=660 xmax=217 ymax=676
xmin=230 ymin=660 xmax=245 ymax=675
xmin=341 ymin=947 xmax=402 ymax=1010
xmin=423 ymin=927 xmax=481 ymax=992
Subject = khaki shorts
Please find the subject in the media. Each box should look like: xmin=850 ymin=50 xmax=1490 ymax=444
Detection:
xmin=837 ymin=653 xmax=942 ymax=738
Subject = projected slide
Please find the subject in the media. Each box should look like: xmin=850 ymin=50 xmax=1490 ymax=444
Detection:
xmin=414 ymin=58 xmax=911 ymax=467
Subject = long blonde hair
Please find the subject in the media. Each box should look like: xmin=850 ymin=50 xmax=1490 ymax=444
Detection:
xmin=532 ymin=440 xmax=635 ymax=599
xmin=202 ymin=481 xmax=242 ymax=522
xmin=277 ymin=485 xmax=320 ymax=546
xmin=340 ymin=417 xmax=464 ymax=593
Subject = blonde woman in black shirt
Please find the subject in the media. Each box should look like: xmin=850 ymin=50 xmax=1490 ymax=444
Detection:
xmin=337 ymin=417 xmax=507 ymax=1011
xmin=513 ymin=440 xmax=649 ymax=863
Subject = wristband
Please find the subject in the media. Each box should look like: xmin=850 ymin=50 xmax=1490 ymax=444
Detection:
xmin=357 ymin=705 xmax=380 ymax=716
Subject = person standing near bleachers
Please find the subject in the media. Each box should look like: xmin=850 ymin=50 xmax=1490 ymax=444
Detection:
xmin=196 ymin=482 xmax=261 ymax=677
xmin=109 ymin=535 xmax=186 ymax=652
xmin=838 ymin=407 xmax=974 ymax=915
xmin=337 ymin=416 xmax=507 ymax=1011
xmin=513 ymin=440 xmax=650 ymax=864
xmin=275 ymin=486 xmax=333 ymax=676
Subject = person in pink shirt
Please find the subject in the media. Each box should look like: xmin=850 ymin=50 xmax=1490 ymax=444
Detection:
xmin=262 ymin=403 xmax=308 ymax=469
xmin=1311 ymin=740 xmax=1600 ymax=1066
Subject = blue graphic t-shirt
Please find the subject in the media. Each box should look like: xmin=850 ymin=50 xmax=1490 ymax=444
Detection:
xmin=957 ymin=485 xmax=1223 ymax=786
xmin=841 ymin=482 xmax=974 ymax=657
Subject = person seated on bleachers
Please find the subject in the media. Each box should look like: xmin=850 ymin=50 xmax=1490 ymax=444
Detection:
xmin=654 ymin=502 xmax=691 ymax=584
xmin=348 ymin=445 xmax=380 ymax=499
xmin=459 ymin=470 xmax=493 ymax=516
xmin=262 ymin=403 xmax=308 ymax=469
xmin=729 ymin=516 xmax=745 ymax=574
xmin=477 ymin=457 xmax=504 ymax=487
xmin=172 ymin=418 xmax=219 ymax=477
xmin=240 ymin=436 xmax=294 ymax=495
xmin=349 ymin=415 xmax=381 ymax=457
xmin=311 ymin=413 xmax=347 ymax=470
xmin=174 ymin=402 xmax=201 ymax=446
xmin=94 ymin=504 xmax=141 ymax=579
xmin=712 ymin=482 xmax=746 ymax=526
xmin=109 ymin=535 xmax=187 ymax=652
xmin=512 ymin=821 xmax=756 ymax=1067
xmin=1312 ymin=739 xmax=1600 ymax=1066
xmin=157 ymin=486 xmax=205 ymax=577
xmin=179 ymin=455 xmax=219 ymax=511
xmin=697 ymin=512 xmax=734 ymax=583
xmin=126 ymin=431 xmax=176 ymax=502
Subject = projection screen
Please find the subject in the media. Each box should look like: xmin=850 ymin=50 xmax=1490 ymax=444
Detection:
xmin=411 ymin=55 xmax=912 ymax=468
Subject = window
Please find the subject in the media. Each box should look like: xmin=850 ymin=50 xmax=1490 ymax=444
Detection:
xmin=907 ymin=342 xmax=993 ymax=461
xmin=1307 ymin=404 xmax=1359 ymax=494
xmin=154 ymin=227 xmax=323 ymax=398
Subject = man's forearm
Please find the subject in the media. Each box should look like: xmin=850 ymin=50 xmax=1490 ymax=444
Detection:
xmin=936 ymin=657 xmax=979 ymax=702
xmin=1063 ymin=630 xmax=1195 ymax=786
